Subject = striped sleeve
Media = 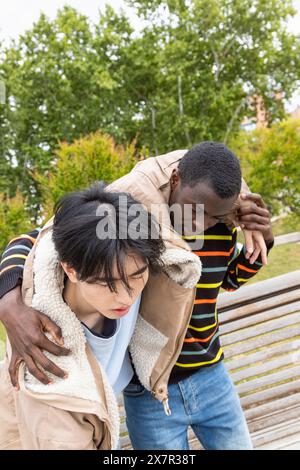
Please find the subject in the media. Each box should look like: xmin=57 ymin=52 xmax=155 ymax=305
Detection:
xmin=0 ymin=228 xmax=40 ymax=299
xmin=221 ymin=230 xmax=274 ymax=291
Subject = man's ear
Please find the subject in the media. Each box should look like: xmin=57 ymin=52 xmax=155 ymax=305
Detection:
xmin=170 ymin=168 xmax=180 ymax=190
xmin=61 ymin=262 xmax=78 ymax=283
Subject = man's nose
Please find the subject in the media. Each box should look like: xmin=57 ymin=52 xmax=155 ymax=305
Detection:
xmin=115 ymin=284 xmax=133 ymax=304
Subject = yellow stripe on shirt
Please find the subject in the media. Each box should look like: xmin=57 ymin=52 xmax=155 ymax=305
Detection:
xmin=188 ymin=307 xmax=217 ymax=332
xmin=182 ymin=235 xmax=232 ymax=240
xmin=0 ymin=264 xmax=20 ymax=276
xmin=0 ymin=254 xmax=28 ymax=266
xmin=175 ymin=347 xmax=223 ymax=367
xmin=196 ymin=281 xmax=223 ymax=289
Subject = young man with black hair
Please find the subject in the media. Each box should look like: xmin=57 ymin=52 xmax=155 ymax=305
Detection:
xmin=0 ymin=184 xmax=201 ymax=449
xmin=0 ymin=142 xmax=273 ymax=449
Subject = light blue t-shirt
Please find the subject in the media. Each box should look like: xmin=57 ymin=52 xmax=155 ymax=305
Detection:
xmin=82 ymin=295 xmax=141 ymax=396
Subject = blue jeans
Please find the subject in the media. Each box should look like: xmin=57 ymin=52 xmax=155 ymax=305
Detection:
xmin=123 ymin=361 xmax=253 ymax=450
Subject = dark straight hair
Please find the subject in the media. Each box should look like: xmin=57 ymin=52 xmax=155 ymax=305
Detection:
xmin=52 ymin=183 xmax=165 ymax=292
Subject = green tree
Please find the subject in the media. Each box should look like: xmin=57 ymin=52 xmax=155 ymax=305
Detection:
xmin=0 ymin=190 xmax=34 ymax=253
xmin=0 ymin=6 xmax=133 ymax=215
xmin=230 ymin=118 xmax=300 ymax=216
xmin=34 ymin=131 xmax=139 ymax=220
xmin=125 ymin=0 xmax=300 ymax=151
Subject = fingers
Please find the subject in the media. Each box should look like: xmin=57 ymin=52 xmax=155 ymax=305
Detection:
xmin=40 ymin=313 xmax=64 ymax=346
xmin=249 ymin=243 xmax=267 ymax=265
xmin=242 ymin=229 xmax=254 ymax=259
xmin=23 ymin=354 xmax=52 ymax=385
xmin=249 ymin=246 xmax=261 ymax=265
xmin=240 ymin=192 xmax=267 ymax=208
xmin=9 ymin=354 xmax=23 ymax=390
xmin=245 ymin=232 xmax=268 ymax=265
xmin=260 ymin=243 xmax=268 ymax=265
xmin=39 ymin=312 xmax=70 ymax=355
xmin=31 ymin=347 xmax=68 ymax=379
xmin=238 ymin=204 xmax=270 ymax=218
xmin=39 ymin=335 xmax=70 ymax=357
xmin=239 ymin=213 xmax=270 ymax=226
xmin=238 ymin=195 xmax=271 ymax=240
xmin=253 ymin=232 xmax=268 ymax=265
xmin=242 ymin=229 xmax=268 ymax=264
xmin=10 ymin=338 xmax=69 ymax=387
xmin=241 ymin=222 xmax=271 ymax=233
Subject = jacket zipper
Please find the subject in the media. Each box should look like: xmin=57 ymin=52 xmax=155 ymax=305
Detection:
xmin=151 ymin=286 xmax=197 ymax=416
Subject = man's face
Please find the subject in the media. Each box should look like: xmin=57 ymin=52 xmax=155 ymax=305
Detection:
xmin=62 ymin=253 xmax=149 ymax=320
xmin=169 ymin=170 xmax=238 ymax=233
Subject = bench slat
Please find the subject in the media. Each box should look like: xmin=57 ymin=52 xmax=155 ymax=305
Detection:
xmin=218 ymin=270 xmax=300 ymax=311
xmin=225 ymin=339 xmax=300 ymax=371
xmin=274 ymin=232 xmax=300 ymax=246
xmin=230 ymin=352 xmax=299 ymax=383
xmin=241 ymin=378 xmax=300 ymax=408
xmin=261 ymin=438 xmax=300 ymax=450
xmin=221 ymin=311 xmax=300 ymax=346
xmin=248 ymin=405 xmax=300 ymax=433
xmin=220 ymin=300 xmax=300 ymax=335
xmin=251 ymin=418 xmax=300 ymax=448
xmin=223 ymin=323 xmax=300 ymax=358
xmin=219 ymin=290 xmax=300 ymax=325
xmin=236 ymin=364 xmax=300 ymax=395
xmin=244 ymin=392 xmax=300 ymax=421
xmin=276 ymin=439 xmax=300 ymax=450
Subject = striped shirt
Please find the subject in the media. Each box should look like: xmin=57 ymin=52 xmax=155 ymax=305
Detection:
xmin=0 ymin=228 xmax=41 ymax=298
xmin=169 ymin=222 xmax=269 ymax=382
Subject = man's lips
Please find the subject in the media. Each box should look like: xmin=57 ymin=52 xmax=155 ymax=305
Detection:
xmin=113 ymin=306 xmax=131 ymax=316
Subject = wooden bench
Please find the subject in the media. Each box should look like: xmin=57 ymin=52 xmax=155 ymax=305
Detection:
xmin=119 ymin=269 xmax=300 ymax=450
xmin=274 ymin=232 xmax=300 ymax=246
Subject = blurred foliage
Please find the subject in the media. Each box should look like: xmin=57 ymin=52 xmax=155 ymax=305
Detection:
xmin=230 ymin=118 xmax=300 ymax=216
xmin=0 ymin=190 xmax=34 ymax=253
xmin=34 ymin=131 xmax=139 ymax=219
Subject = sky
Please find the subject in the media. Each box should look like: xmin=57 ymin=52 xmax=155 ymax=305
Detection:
xmin=1 ymin=0 xmax=299 ymax=40
xmin=0 ymin=0 xmax=300 ymax=108
xmin=0 ymin=0 xmax=134 ymax=41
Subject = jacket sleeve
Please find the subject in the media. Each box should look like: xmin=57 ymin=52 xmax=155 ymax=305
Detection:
xmin=0 ymin=228 xmax=40 ymax=299
xmin=221 ymin=228 xmax=274 ymax=291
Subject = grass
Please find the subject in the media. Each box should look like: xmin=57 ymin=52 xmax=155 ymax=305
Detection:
xmin=271 ymin=214 xmax=300 ymax=237
xmin=246 ymin=242 xmax=300 ymax=285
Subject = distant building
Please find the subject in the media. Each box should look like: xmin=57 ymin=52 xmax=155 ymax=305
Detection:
xmin=240 ymin=92 xmax=285 ymax=131
xmin=240 ymin=94 xmax=268 ymax=131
